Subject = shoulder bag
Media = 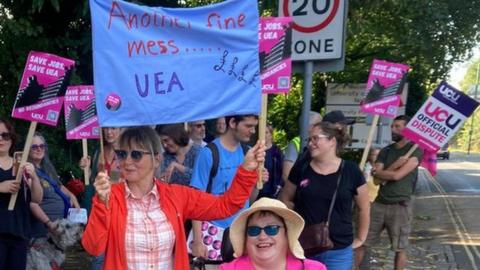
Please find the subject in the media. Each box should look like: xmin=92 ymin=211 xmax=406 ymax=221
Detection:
xmin=299 ymin=160 xmax=343 ymax=257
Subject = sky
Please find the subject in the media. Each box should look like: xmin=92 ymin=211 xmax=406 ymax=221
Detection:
xmin=448 ymin=46 xmax=480 ymax=89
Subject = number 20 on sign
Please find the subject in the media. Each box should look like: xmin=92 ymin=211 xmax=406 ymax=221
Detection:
xmin=279 ymin=0 xmax=346 ymax=61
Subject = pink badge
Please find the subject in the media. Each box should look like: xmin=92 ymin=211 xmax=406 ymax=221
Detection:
xmin=212 ymin=240 xmax=222 ymax=250
xmin=300 ymin=179 xmax=310 ymax=188
xmin=203 ymin=235 xmax=213 ymax=245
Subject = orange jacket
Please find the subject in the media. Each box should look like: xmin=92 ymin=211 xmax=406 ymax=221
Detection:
xmin=81 ymin=167 xmax=257 ymax=270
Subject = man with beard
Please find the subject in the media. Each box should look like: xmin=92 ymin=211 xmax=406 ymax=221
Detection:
xmin=356 ymin=115 xmax=423 ymax=270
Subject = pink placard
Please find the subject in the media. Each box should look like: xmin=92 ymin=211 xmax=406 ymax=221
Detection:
xmin=360 ymin=59 xmax=409 ymax=118
xmin=259 ymin=17 xmax=293 ymax=94
xmin=402 ymin=81 xmax=479 ymax=152
xmin=11 ymin=51 xmax=75 ymax=126
xmin=64 ymin=85 xmax=100 ymax=140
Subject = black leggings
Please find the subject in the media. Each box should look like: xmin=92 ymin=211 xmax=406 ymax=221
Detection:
xmin=0 ymin=235 xmax=28 ymax=270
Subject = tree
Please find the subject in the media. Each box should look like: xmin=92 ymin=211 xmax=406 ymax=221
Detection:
xmin=0 ymin=0 xmax=181 ymax=178
xmin=456 ymin=59 xmax=480 ymax=152
xmin=268 ymin=0 xmax=480 ymax=146
xmin=0 ymin=0 xmax=479 ymax=167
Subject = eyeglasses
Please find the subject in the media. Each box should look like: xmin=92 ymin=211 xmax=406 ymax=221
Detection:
xmin=307 ymin=134 xmax=329 ymax=144
xmin=0 ymin=132 xmax=12 ymax=141
xmin=246 ymin=225 xmax=283 ymax=237
xmin=115 ymin=150 xmax=151 ymax=162
xmin=31 ymin=144 xmax=46 ymax=151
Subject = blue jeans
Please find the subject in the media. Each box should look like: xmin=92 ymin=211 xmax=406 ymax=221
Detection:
xmin=90 ymin=253 xmax=105 ymax=270
xmin=310 ymin=245 xmax=353 ymax=270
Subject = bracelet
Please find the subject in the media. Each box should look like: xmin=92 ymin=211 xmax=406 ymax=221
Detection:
xmin=44 ymin=219 xmax=51 ymax=226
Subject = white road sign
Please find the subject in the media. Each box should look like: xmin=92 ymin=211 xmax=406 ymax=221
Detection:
xmin=326 ymin=83 xmax=409 ymax=149
xmin=279 ymin=0 xmax=346 ymax=61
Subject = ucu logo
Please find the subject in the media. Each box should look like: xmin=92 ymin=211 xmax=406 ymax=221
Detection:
xmin=424 ymin=101 xmax=461 ymax=129
xmin=438 ymin=85 xmax=460 ymax=104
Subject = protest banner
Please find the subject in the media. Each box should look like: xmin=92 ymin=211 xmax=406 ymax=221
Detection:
xmin=257 ymin=16 xmax=292 ymax=188
xmin=403 ymin=81 xmax=479 ymax=152
xmin=12 ymin=51 xmax=75 ymax=126
xmin=9 ymin=51 xmax=75 ymax=210
xmin=260 ymin=17 xmax=293 ymax=94
xmin=64 ymin=85 xmax=100 ymax=184
xmin=64 ymin=85 xmax=100 ymax=140
xmin=359 ymin=59 xmax=409 ymax=170
xmin=90 ymin=0 xmax=261 ymax=127
xmin=361 ymin=59 xmax=409 ymax=118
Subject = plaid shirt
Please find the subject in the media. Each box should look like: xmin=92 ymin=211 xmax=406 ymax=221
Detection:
xmin=125 ymin=182 xmax=175 ymax=270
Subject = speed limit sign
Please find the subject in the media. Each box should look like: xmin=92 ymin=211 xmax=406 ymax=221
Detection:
xmin=279 ymin=0 xmax=346 ymax=61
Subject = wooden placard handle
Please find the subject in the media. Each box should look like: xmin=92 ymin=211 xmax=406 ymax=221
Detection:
xmin=82 ymin=139 xmax=90 ymax=185
xmin=8 ymin=121 xmax=37 ymax=210
xmin=257 ymin=94 xmax=268 ymax=190
xmin=359 ymin=115 xmax=379 ymax=170
xmin=373 ymin=143 xmax=419 ymax=185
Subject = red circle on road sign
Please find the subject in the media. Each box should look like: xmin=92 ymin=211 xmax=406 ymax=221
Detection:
xmin=283 ymin=0 xmax=340 ymax=33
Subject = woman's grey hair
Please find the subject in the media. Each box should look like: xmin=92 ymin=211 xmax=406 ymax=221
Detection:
xmin=29 ymin=132 xmax=59 ymax=181
xmin=119 ymin=126 xmax=160 ymax=155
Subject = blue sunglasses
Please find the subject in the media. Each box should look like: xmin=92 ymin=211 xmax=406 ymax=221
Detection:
xmin=246 ymin=225 xmax=283 ymax=237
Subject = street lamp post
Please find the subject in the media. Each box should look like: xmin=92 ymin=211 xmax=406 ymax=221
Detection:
xmin=467 ymin=63 xmax=479 ymax=155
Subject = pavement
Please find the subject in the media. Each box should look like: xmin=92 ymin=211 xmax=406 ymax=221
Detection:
xmin=361 ymin=168 xmax=461 ymax=270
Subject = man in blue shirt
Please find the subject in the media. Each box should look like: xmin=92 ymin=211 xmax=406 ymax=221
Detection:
xmin=190 ymin=114 xmax=258 ymax=264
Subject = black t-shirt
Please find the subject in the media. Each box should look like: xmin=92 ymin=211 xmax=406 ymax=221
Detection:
xmin=289 ymin=159 xmax=365 ymax=249
xmin=0 ymin=167 xmax=32 ymax=240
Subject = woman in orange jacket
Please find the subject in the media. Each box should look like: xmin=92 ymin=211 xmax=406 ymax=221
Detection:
xmin=81 ymin=126 xmax=265 ymax=270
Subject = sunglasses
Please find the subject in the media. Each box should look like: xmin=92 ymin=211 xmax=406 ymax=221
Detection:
xmin=246 ymin=225 xmax=283 ymax=237
xmin=0 ymin=132 xmax=12 ymax=141
xmin=307 ymin=134 xmax=329 ymax=144
xmin=31 ymin=144 xmax=46 ymax=151
xmin=115 ymin=150 xmax=151 ymax=162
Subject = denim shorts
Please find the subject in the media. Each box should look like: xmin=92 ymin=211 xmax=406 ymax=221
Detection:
xmin=309 ymin=245 xmax=353 ymax=270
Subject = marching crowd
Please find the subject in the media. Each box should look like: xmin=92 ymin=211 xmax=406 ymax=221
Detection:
xmin=0 ymin=110 xmax=423 ymax=270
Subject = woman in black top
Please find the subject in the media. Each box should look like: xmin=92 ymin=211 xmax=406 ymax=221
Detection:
xmin=0 ymin=117 xmax=43 ymax=270
xmin=280 ymin=122 xmax=370 ymax=270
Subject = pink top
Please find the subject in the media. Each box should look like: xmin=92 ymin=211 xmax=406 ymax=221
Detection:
xmin=219 ymin=254 xmax=327 ymax=270
xmin=124 ymin=182 xmax=175 ymax=270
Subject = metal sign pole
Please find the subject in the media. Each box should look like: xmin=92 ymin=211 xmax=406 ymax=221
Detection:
xmin=300 ymin=61 xmax=314 ymax=149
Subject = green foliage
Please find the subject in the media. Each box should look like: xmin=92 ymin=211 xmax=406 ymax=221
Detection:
xmin=267 ymin=0 xmax=480 ymax=148
xmin=1 ymin=0 xmax=480 ymax=172
xmin=0 ymin=0 xmax=92 ymax=177
xmin=455 ymin=59 xmax=480 ymax=152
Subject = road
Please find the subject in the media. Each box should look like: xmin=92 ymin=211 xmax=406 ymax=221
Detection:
xmin=366 ymin=152 xmax=480 ymax=269
xmin=419 ymin=153 xmax=480 ymax=269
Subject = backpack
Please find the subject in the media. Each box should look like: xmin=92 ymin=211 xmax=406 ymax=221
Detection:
xmin=205 ymin=142 xmax=249 ymax=193
xmin=205 ymin=142 xmax=248 ymax=263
